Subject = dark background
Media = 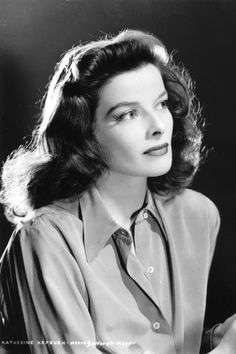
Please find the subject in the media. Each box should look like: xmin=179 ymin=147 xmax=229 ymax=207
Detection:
xmin=0 ymin=0 xmax=235 ymax=329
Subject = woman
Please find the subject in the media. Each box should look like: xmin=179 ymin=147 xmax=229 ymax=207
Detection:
xmin=0 ymin=29 xmax=235 ymax=354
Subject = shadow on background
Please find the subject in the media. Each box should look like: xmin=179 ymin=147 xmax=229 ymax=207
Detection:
xmin=0 ymin=49 xmax=34 ymax=247
xmin=0 ymin=0 xmax=236 ymax=329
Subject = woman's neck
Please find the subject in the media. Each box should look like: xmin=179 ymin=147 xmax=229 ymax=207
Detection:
xmin=96 ymin=172 xmax=147 ymax=230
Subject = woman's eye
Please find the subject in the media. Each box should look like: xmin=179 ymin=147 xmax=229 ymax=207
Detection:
xmin=156 ymin=99 xmax=168 ymax=110
xmin=113 ymin=110 xmax=138 ymax=122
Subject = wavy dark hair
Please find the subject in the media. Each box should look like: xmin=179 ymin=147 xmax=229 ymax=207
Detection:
xmin=0 ymin=29 xmax=205 ymax=221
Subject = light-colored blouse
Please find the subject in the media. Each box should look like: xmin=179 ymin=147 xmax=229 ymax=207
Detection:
xmin=0 ymin=187 xmax=220 ymax=354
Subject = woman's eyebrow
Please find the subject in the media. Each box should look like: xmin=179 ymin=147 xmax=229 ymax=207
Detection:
xmin=105 ymin=101 xmax=139 ymax=116
xmin=153 ymin=90 xmax=168 ymax=105
xmin=105 ymin=90 xmax=168 ymax=116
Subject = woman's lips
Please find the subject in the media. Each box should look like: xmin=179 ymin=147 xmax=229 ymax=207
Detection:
xmin=143 ymin=143 xmax=169 ymax=156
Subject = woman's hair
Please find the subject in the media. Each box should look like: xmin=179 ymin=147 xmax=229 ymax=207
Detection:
xmin=0 ymin=29 xmax=205 ymax=222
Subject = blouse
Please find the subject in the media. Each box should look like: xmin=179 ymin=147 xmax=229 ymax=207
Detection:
xmin=0 ymin=187 xmax=220 ymax=354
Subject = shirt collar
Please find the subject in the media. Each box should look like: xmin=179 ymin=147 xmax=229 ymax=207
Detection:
xmin=131 ymin=188 xmax=162 ymax=224
xmin=145 ymin=189 xmax=164 ymax=225
xmin=79 ymin=187 xmax=120 ymax=262
xmin=80 ymin=186 xmax=162 ymax=263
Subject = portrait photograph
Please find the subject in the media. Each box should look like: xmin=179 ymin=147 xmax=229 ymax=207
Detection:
xmin=0 ymin=1 xmax=236 ymax=353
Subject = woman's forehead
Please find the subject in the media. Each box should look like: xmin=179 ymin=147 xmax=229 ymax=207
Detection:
xmin=97 ymin=64 xmax=165 ymax=112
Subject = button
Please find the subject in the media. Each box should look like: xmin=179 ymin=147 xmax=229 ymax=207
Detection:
xmin=153 ymin=322 xmax=160 ymax=330
xmin=147 ymin=266 xmax=154 ymax=273
xmin=143 ymin=210 xmax=148 ymax=219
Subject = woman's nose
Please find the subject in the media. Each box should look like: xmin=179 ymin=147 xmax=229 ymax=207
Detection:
xmin=146 ymin=110 xmax=166 ymax=137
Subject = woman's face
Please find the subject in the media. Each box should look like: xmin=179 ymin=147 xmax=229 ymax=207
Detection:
xmin=95 ymin=63 xmax=173 ymax=178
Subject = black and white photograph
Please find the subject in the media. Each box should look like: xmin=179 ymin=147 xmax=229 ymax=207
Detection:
xmin=0 ymin=1 xmax=236 ymax=353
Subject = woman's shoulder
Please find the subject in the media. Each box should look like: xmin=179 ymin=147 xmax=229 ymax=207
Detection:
xmin=21 ymin=196 xmax=81 ymax=228
xmin=156 ymin=188 xmax=220 ymax=222
xmin=153 ymin=189 xmax=220 ymax=245
xmin=176 ymin=188 xmax=218 ymax=209
xmin=2 ymin=197 xmax=83 ymax=260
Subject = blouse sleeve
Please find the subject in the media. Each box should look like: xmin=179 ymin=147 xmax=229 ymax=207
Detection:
xmin=200 ymin=197 xmax=221 ymax=354
xmin=0 ymin=215 xmax=102 ymax=354
xmin=206 ymin=196 xmax=221 ymax=268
